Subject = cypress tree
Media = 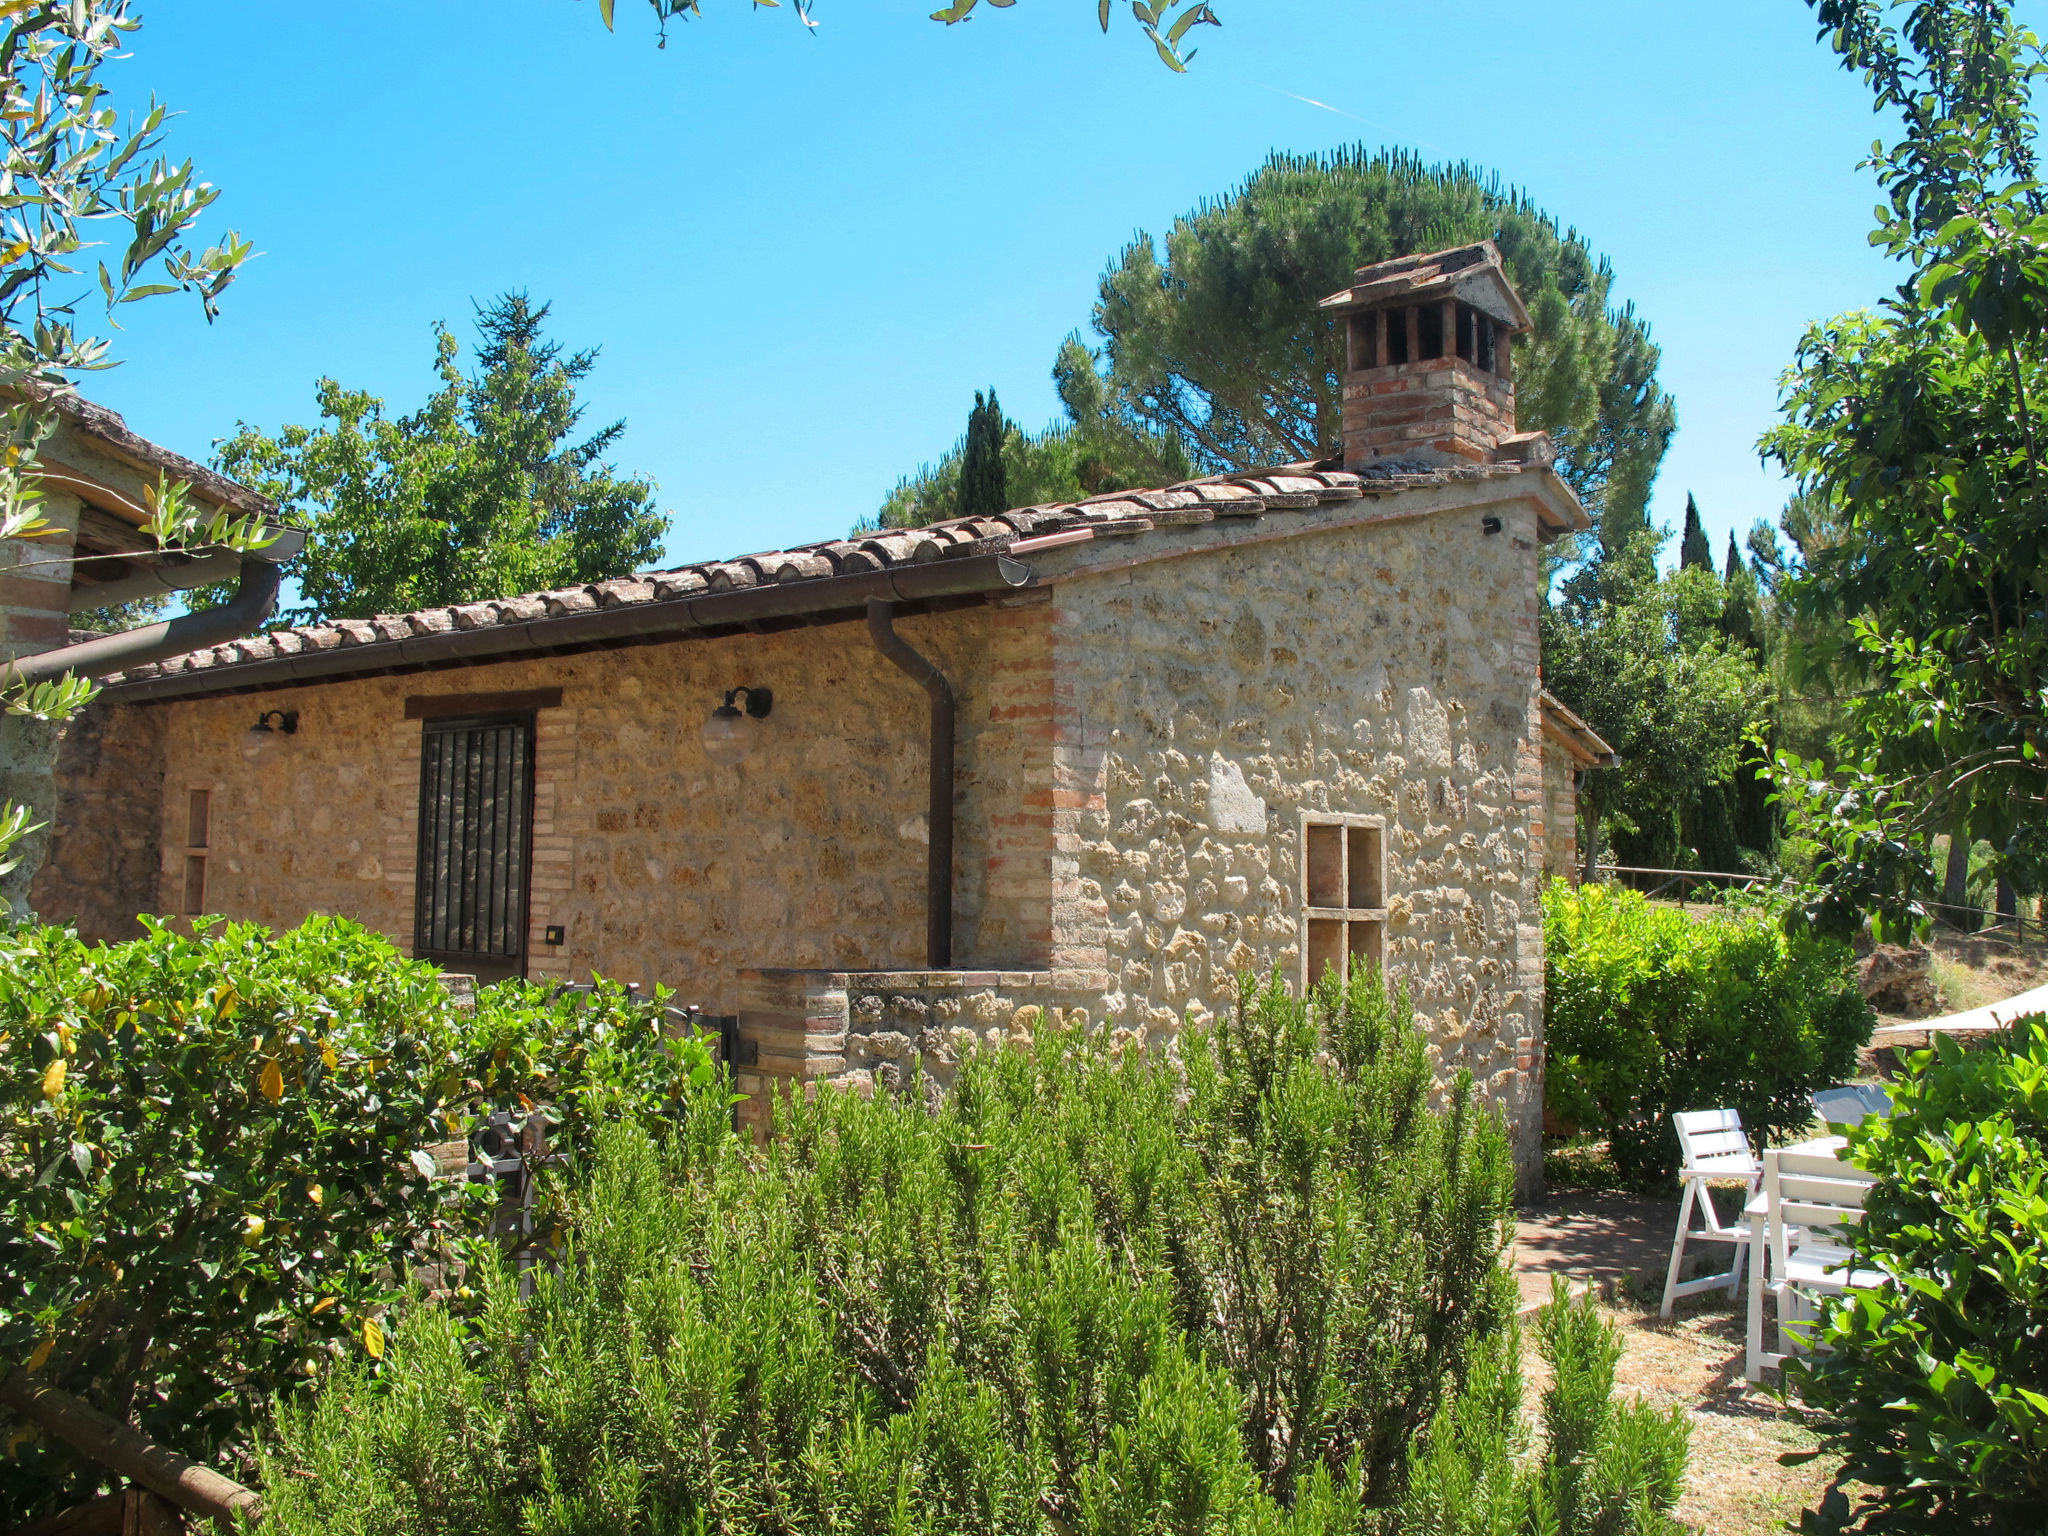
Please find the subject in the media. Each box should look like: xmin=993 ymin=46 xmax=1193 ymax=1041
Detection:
xmin=956 ymin=388 xmax=1009 ymax=521
xmin=1724 ymin=530 xmax=1743 ymax=581
xmin=1679 ymin=493 xmax=1713 ymax=571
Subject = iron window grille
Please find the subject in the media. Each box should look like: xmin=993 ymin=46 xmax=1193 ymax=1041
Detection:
xmin=414 ymin=713 xmax=534 ymax=973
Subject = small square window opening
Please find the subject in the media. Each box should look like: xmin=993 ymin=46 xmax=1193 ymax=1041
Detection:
xmin=1300 ymin=813 xmax=1388 ymax=992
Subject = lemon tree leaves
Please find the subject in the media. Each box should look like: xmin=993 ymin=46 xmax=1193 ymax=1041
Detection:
xmin=0 ymin=913 xmax=734 ymax=1515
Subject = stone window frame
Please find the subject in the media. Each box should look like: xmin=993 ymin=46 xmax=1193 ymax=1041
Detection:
xmin=181 ymin=783 xmax=213 ymax=917
xmin=1299 ymin=811 xmax=1387 ymax=991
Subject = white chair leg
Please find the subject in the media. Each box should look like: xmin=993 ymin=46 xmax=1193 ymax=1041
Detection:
xmin=1661 ymin=1178 xmax=1699 ymax=1318
xmin=1745 ymin=1209 xmax=1766 ymax=1380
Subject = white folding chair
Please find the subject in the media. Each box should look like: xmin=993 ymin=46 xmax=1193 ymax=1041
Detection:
xmin=1660 ymin=1108 xmax=1762 ymax=1318
xmin=1813 ymin=1084 xmax=1892 ymax=1128
xmin=1745 ymin=1142 xmax=1883 ymax=1380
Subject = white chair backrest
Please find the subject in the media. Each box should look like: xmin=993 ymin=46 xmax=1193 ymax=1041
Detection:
xmin=1673 ymin=1108 xmax=1756 ymax=1175
xmin=1767 ymin=1143 xmax=1874 ymax=1248
xmin=1814 ymin=1084 xmax=1894 ymax=1127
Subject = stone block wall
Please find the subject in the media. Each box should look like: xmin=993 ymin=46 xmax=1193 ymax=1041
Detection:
xmin=733 ymin=965 xmax=1094 ymax=1138
xmin=29 ymin=698 xmax=166 ymax=935
xmin=1040 ymin=494 xmax=1551 ymax=1188
xmin=37 ymin=605 xmax=1052 ymax=1014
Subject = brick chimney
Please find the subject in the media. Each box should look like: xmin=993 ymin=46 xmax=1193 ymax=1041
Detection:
xmin=1319 ymin=240 xmax=1538 ymax=470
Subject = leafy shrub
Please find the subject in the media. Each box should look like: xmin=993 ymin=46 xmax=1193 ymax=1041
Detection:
xmin=1790 ymin=1019 xmax=2048 ymax=1532
xmin=1544 ymin=881 xmax=1872 ymax=1184
xmin=256 ymin=971 xmax=1582 ymax=1534
xmin=0 ymin=916 xmax=715 ymax=1522
xmin=1397 ymin=1277 xmax=1689 ymax=1535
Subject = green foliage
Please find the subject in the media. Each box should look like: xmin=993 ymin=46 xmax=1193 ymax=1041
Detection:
xmin=0 ymin=3 xmax=250 ymax=371
xmin=254 ymin=969 xmax=1526 ymax=1533
xmin=956 ymin=388 xmax=1010 ymax=522
xmin=1542 ymin=882 xmax=1872 ymax=1185
xmin=0 ymin=0 xmax=257 ymax=887
xmin=1397 ymin=1278 xmax=1689 ymax=1536
xmin=0 ymin=916 xmax=718 ymax=1521
xmin=1065 ymin=146 xmax=1675 ymax=529
xmin=1678 ymin=493 xmax=1712 ymax=572
xmin=1540 ymin=532 xmax=1774 ymax=877
xmin=606 ymin=0 xmax=1222 ymax=69
xmin=1791 ymin=1019 xmax=2048 ymax=1532
xmin=1764 ymin=2 xmax=2048 ymax=938
xmin=867 ymin=409 xmax=1189 ymax=532
xmin=212 ymin=294 xmax=668 ymax=626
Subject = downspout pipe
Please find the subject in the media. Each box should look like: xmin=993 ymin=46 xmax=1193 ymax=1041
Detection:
xmin=867 ymin=597 xmax=955 ymax=969
xmin=9 ymin=555 xmax=284 ymax=689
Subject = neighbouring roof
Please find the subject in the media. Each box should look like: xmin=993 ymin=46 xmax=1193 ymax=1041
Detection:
xmin=1539 ymin=689 xmax=1620 ymax=769
xmin=34 ymin=391 xmax=278 ymax=523
xmin=102 ymin=457 xmax=1583 ymax=703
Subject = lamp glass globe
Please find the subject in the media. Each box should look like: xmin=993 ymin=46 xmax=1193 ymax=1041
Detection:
xmin=700 ymin=707 xmax=749 ymax=765
xmin=242 ymin=726 xmax=277 ymax=765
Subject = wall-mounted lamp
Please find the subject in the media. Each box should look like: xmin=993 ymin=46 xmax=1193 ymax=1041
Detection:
xmin=700 ymin=686 xmax=772 ymax=766
xmin=1480 ymin=515 xmax=1503 ymax=536
xmin=241 ymin=709 xmax=299 ymax=765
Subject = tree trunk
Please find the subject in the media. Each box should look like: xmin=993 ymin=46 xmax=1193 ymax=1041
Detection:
xmin=0 ymin=1372 xmax=261 ymax=1529
xmin=1941 ymin=827 xmax=1979 ymax=932
xmin=1997 ymin=876 xmax=2018 ymax=931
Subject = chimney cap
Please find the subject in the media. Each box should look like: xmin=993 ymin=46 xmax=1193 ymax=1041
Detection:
xmin=1318 ymin=239 xmax=1532 ymax=333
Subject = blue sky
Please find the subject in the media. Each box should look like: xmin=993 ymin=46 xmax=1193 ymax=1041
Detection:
xmin=91 ymin=0 xmax=1902 ymax=572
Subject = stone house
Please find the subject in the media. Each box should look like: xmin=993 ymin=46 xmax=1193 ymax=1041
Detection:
xmin=33 ymin=243 xmax=1612 ymax=1188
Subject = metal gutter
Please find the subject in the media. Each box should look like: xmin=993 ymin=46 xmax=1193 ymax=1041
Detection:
xmin=98 ymin=553 xmax=1034 ymax=705
xmin=66 ymin=545 xmax=247 ymax=613
xmin=11 ymin=556 xmax=285 ymax=688
xmin=866 ymin=598 xmax=957 ymax=969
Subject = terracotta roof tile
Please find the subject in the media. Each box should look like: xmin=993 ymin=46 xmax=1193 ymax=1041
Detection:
xmin=704 ymin=563 xmax=757 ymax=592
xmin=650 ymin=571 xmax=708 ymax=600
xmin=101 ymin=457 xmax=1570 ymax=690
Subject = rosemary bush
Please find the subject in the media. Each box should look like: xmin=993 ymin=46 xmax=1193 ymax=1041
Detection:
xmin=257 ymin=972 xmax=1688 ymax=1535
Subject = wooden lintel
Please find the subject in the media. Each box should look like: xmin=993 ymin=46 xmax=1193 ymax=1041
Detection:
xmin=404 ymin=687 xmax=563 ymax=721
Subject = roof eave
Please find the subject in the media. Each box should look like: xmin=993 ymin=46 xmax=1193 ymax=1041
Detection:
xmin=99 ymin=553 xmax=1033 ymax=704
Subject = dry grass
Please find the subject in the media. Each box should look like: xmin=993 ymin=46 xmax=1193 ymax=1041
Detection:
xmin=1917 ymin=929 xmax=2048 ymax=1016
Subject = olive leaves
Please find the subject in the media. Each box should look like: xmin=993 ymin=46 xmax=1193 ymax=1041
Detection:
xmin=599 ymin=0 xmax=1220 ymax=69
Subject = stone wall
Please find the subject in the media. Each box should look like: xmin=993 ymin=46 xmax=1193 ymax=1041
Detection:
xmin=39 ymin=605 xmax=1045 ymax=1013
xmin=1040 ymin=494 xmax=1550 ymax=1187
xmin=29 ymin=699 xmax=166 ymax=936
xmin=733 ymin=966 xmax=1091 ymax=1139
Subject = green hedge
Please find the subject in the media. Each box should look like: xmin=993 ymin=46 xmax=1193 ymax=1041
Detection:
xmin=1543 ymin=882 xmax=1872 ymax=1185
xmin=0 ymin=916 xmax=715 ymax=1522
xmin=254 ymin=972 xmax=1688 ymax=1536
xmin=1792 ymin=1020 xmax=2048 ymax=1531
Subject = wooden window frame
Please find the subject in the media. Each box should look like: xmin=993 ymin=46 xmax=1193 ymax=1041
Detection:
xmin=1299 ymin=811 xmax=1388 ymax=992
xmin=180 ymin=785 xmax=213 ymax=917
